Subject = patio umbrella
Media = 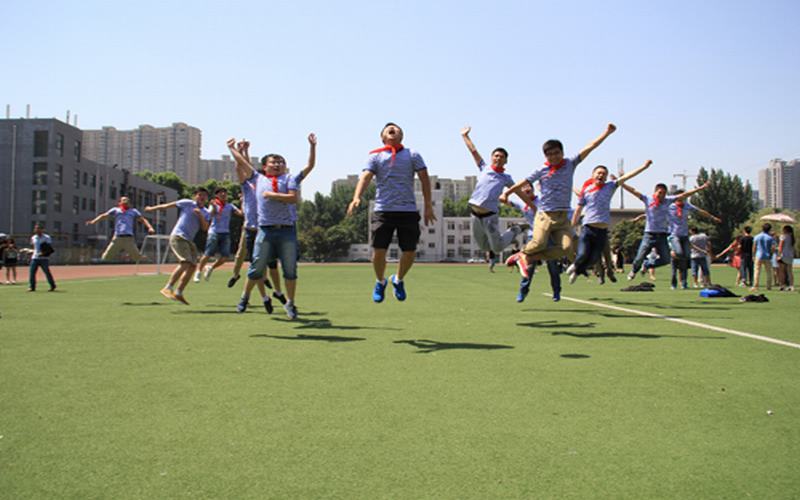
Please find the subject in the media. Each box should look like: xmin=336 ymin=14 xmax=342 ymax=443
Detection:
xmin=760 ymin=213 xmax=796 ymax=223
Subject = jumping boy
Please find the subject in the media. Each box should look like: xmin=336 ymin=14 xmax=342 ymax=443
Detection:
xmin=86 ymin=196 xmax=155 ymax=262
xmin=568 ymin=159 xmax=653 ymax=283
xmin=500 ymin=123 xmax=617 ymax=288
xmin=666 ymin=191 xmax=721 ymax=289
xmin=145 ymin=188 xmax=211 ymax=305
xmin=621 ymin=181 xmax=710 ymax=279
xmin=195 ymin=187 xmax=243 ymax=282
xmin=347 ymin=123 xmax=435 ymax=302
xmin=460 ymin=126 xmax=528 ymax=260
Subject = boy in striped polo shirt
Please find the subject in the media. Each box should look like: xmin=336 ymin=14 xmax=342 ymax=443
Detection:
xmin=666 ymin=192 xmax=721 ymax=289
xmin=86 ymin=196 xmax=155 ymax=262
xmin=195 ymin=187 xmax=243 ymax=282
xmin=347 ymin=123 xmax=435 ymax=303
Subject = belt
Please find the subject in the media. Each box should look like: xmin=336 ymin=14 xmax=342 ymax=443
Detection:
xmin=469 ymin=208 xmax=496 ymax=219
xmin=262 ymin=224 xmax=294 ymax=229
xmin=116 ymin=234 xmax=134 ymax=238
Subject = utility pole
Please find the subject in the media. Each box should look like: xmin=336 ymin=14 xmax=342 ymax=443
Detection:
xmin=673 ymin=170 xmax=697 ymax=191
xmin=617 ymin=158 xmax=624 ymax=209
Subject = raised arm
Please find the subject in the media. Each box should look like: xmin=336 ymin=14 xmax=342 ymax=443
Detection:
xmin=675 ymin=181 xmax=710 ymax=201
xmin=695 ymin=207 xmax=722 ymax=224
xmin=227 ymin=138 xmax=256 ymax=184
xmin=621 ymin=182 xmax=643 ymax=200
xmin=298 ymin=133 xmax=317 ymax=180
xmin=137 ymin=215 xmax=156 ymax=234
xmin=630 ymin=213 xmax=646 ymax=223
xmin=617 ymin=159 xmax=653 ymax=184
xmin=460 ymin=126 xmax=484 ymax=168
xmin=578 ymin=123 xmax=617 ymax=162
xmin=85 ymin=211 xmax=110 ymax=226
xmin=417 ymin=168 xmax=436 ymax=226
xmin=346 ymin=171 xmax=375 ymax=216
xmin=144 ymin=200 xmax=179 ymax=212
xmin=499 ymin=179 xmax=531 ymax=205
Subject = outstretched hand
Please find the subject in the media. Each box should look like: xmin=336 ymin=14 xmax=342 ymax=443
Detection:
xmin=606 ymin=123 xmax=617 ymax=134
xmin=308 ymin=133 xmax=317 ymax=146
xmin=226 ymin=138 xmax=236 ymax=149
xmin=461 ymin=126 xmax=471 ymax=136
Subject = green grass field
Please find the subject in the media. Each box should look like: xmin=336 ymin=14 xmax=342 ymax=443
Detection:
xmin=1 ymin=264 xmax=799 ymax=499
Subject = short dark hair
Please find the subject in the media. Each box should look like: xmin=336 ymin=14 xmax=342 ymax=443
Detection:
xmin=260 ymin=154 xmax=285 ymax=166
xmin=542 ymin=139 xmax=563 ymax=155
xmin=593 ymin=165 xmax=608 ymax=174
xmin=673 ymin=189 xmax=685 ymax=195
xmin=214 ymin=187 xmax=227 ymax=195
xmin=492 ymin=147 xmax=509 ymax=158
xmin=194 ymin=187 xmax=209 ymax=196
xmin=381 ymin=122 xmax=402 ymax=135
xmin=655 ymin=183 xmax=668 ymax=192
xmin=762 ymin=223 xmax=772 ymax=233
xmin=744 ymin=226 xmax=752 ymax=234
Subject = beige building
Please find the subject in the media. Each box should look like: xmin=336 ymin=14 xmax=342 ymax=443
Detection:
xmin=83 ymin=122 xmax=202 ymax=183
xmin=758 ymin=158 xmax=800 ymax=210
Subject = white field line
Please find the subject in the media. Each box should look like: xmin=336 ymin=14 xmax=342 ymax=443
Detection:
xmin=545 ymin=294 xmax=800 ymax=350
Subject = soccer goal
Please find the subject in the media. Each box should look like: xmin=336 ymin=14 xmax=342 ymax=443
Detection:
xmin=136 ymin=234 xmax=172 ymax=275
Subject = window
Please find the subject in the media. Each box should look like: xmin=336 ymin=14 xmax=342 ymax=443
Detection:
xmin=90 ymin=198 xmax=96 ymax=211
xmin=56 ymin=133 xmax=64 ymax=157
xmin=54 ymin=192 xmax=62 ymax=213
xmin=53 ymin=221 xmax=62 ymax=233
xmin=73 ymin=169 xmax=80 ymax=188
xmin=91 ymin=175 xmax=96 ymax=188
xmin=447 ymin=235 xmax=455 ymax=244
xmin=74 ymin=140 xmax=82 ymax=162
xmin=110 ymin=182 xmax=117 ymax=200
xmin=99 ymin=177 xmax=104 ymax=196
xmin=72 ymin=196 xmax=79 ymax=215
xmin=72 ymin=223 xmax=79 ymax=243
xmin=82 ymin=198 xmax=87 ymax=211
xmin=33 ymin=162 xmax=48 ymax=185
xmin=32 ymin=191 xmax=47 ymax=215
xmin=447 ymin=249 xmax=455 ymax=258
xmin=428 ymin=242 xmax=435 ymax=248
xmin=462 ymin=235 xmax=471 ymax=244
xmin=460 ymin=222 xmax=470 ymax=230
xmin=389 ymin=248 xmax=399 ymax=259
xmin=55 ymin=164 xmax=63 ymax=185
xmin=428 ymin=228 xmax=435 ymax=234
xmin=34 ymin=130 xmax=49 ymax=157
xmin=447 ymin=222 xmax=455 ymax=230
xmin=460 ymin=248 xmax=471 ymax=258
xmin=82 ymin=172 xmax=88 ymax=186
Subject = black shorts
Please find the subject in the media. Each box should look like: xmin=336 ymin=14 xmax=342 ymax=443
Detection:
xmin=371 ymin=211 xmax=421 ymax=251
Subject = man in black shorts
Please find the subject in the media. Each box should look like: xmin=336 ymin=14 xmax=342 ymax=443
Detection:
xmin=347 ymin=123 xmax=436 ymax=302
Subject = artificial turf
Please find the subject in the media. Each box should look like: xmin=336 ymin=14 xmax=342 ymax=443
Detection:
xmin=1 ymin=264 xmax=798 ymax=499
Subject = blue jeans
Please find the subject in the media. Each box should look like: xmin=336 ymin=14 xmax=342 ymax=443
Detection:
xmin=669 ymin=235 xmax=690 ymax=287
xmin=691 ymin=257 xmax=710 ymax=280
xmin=29 ymin=258 xmax=56 ymax=290
xmin=574 ymin=225 xmax=608 ymax=275
xmin=204 ymin=232 xmax=231 ymax=257
xmin=632 ymin=232 xmax=671 ymax=273
xmin=248 ymin=226 xmax=298 ymax=281
xmin=520 ymin=260 xmax=561 ymax=295
xmin=739 ymin=255 xmax=754 ymax=286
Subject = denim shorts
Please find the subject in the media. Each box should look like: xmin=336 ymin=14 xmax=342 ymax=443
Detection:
xmin=248 ymin=226 xmax=298 ymax=281
xmin=204 ymin=232 xmax=231 ymax=257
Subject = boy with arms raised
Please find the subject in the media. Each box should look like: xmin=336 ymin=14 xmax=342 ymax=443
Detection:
xmin=86 ymin=196 xmax=155 ymax=262
xmin=666 ymin=191 xmax=721 ymax=289
xmin=347 ymin=123 xmax=435 ymax=302
xmin=145 ymin=188 xmax=210 ymax=305
xmin=195 ymin=187 xmax=243 ymax=282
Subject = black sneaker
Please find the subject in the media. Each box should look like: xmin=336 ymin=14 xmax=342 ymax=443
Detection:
xmin=263 ymin=297 xmax=274 ymax=314
xmin=227 ymin=275 xmax=240 ymax=288
xmin=272 ymin=291 xmax=287 ymax=305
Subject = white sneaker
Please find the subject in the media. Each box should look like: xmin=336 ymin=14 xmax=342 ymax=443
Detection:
xmin=566 ymin=264 xmax=578 ymax=284
xmin=283 ymin=302 xmax=298 ymax=320
xmin=193 ymin=271 xmax=201 ymax=283
xmin=203 ymin=265 xmax=213 ymax=281
xmin=627 ymin=271 xmax=636 ymax=281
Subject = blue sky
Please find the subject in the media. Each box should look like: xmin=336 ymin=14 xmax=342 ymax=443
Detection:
xmin=3 ymin=0 xmax=798 ymax=204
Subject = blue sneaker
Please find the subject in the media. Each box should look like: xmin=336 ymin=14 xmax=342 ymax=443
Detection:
xmin=390 ymin=275 xmax=406 ymax=301
xmin=552 ymin=288 xmax=561 ymax=302
xmin=373 ymin=279 xmax=387 ymax=303
xmin=517 ymin=278 xmax=531 ymax=303
xmin=236 ymin=297 xmax=249 ymax=313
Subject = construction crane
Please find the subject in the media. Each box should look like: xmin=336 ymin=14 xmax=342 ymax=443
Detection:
xmin=673 ymin=170 xmax=697 ymax=191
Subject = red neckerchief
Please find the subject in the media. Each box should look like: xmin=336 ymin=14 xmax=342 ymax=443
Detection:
xmin=490 ymin=164 xmax=505 ymax=174
xmin=212 ymin=197 xmax=226 ymax=212
xmin=649 ymin=195 xmax=663 ymax=208
xmin=579 ymin=178 xmax=605 ymax=198
xmin=266 ymin=174 xmax=279 ymax=192
xmin=118 ymin=203 xmax=129 ymax=213
xmin=545 ymin=159 xmax=566 ymax=178
xmin=674 ymin=200 xmax=684 ymax=218
xmin=370 ymin=144 xmax=404 ymax=166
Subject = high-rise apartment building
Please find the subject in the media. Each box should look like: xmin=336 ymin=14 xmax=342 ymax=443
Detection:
xmin=758 ymin=158 xmax=800 ymax=209
xmin=83 ymin=123 xmax=202 ymax=183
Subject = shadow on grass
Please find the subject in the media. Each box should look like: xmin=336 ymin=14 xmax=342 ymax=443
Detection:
xmin=205 ymin=306 xmax=327 ymax=317
xmin=521 ymin=308 xmax=591 ymax=314
xmin=271 ymin=317 xmax=400 ymax=331
xmin=394 ymin=339 xmax=514 ymax=354
xmin=518 ymin=320 xmax=597 ymax=329
xmin=250 ymin=333 xmax=365 ymax=342
xmin=561 ymin=353 xmax=591 ymax=359
xmin=552 ymin=330 xmax=725 ymax=340
xmin=121 ymin=301 xmax=171 ymax=306
xmin=171 ymin=309 xmax=240 ymax=315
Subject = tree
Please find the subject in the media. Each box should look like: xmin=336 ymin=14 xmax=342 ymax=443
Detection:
xmin=610 ymin=219 xmax=646 ymax=263
xmin=691 ymin=168 xmax=757 ymax=253
xmin=136 ymin=170 xmax=188 ymax=197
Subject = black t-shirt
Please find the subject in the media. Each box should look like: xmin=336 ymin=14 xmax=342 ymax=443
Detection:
xmin=740 ymin=235 xmax=754 ymax=256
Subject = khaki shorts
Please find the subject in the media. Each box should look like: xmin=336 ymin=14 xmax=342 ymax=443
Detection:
xmin=101 ymin=235 xmax=144 ymax=261
xmin=169 ymin=235 xmax=198 ymax=264
xmin=523 ymin=210 xmax=573 ymax=260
